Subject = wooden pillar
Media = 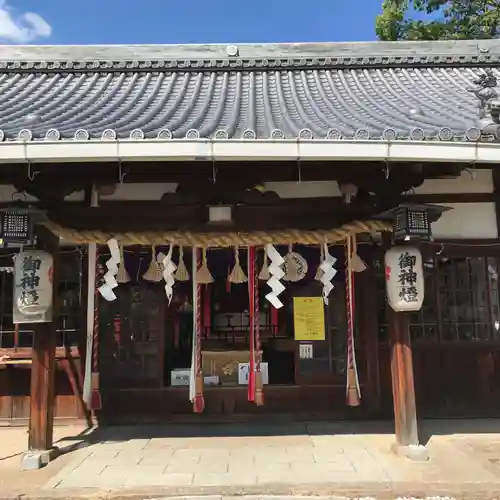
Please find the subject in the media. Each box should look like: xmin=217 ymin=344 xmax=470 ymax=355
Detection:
xmin=28 ymin=225 xmax=59 ymax=452
xmin=383 ymin=232 xmax=427 ymax=460
xmin=388 ymin=309 xmax=419 ymax=447
xmin=358 ymin=250 xmax=381 ymax=415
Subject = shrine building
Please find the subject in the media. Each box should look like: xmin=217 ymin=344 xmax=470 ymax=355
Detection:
xmin=0 ymin=39 xmax=499 ymax=459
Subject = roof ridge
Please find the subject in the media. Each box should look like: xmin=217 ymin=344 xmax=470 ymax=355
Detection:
xmin=0 ymin=39 xmax=499 ymax=72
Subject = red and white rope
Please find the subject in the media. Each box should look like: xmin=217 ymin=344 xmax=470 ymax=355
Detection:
xmin=248 ymin=247 xmax=256 ymax=401
xmin=254 ymin=248 xmax=261 ymax=378
xmin=345 ymin=235 xmax=361 ymax=402
xmin=93 ymin=253 xmax=103 ymax=373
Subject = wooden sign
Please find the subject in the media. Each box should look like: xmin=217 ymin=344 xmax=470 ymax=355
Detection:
xmin=293 ymin=297 xmax=325 ymax=341
xmin=385 ymin=246 xmax=425 ymax=312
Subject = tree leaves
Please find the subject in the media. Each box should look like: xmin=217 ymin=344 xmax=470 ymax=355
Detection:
xmin=376 ymin=0 xmax=500 ymax=40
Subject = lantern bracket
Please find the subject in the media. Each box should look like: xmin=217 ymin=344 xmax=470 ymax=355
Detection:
xmin=118 ymin=162 xmax=127 ymax=183
xmin=384 ymin=161 xmax=390 ymax=180
xmin=27 ymin=163 xmax=40 ymax=182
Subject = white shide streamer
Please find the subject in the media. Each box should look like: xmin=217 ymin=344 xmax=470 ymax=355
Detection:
xmin=98 ymin=238 xmax=120 ymax=301
xmin=162 ymin=245 xmax=177 ymax=305
xmin=319 ymin=242 xmax=337 ymax=304
xmin=264 ymin=244 xmax=285 ymax=309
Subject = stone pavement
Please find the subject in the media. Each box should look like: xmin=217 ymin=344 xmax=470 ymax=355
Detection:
xmin=3 ymin=420 xmax=500 ymax=499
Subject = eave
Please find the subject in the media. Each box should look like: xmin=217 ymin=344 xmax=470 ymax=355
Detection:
xmin=1 ymin=138 xmax=499 ymax=164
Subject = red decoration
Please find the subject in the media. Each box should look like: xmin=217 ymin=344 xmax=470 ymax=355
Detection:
xmin=193 ymin=248 xmax=205 ymax=414
xmin=203 ymin=285 xmax=211 ymax=337
xmin=248 ymin=247 xmax=256 ymax=402
xmin=90 ymin=249 xmax=104 ymax=411
xmin=254 ymin=248 xmax=264 ymax=405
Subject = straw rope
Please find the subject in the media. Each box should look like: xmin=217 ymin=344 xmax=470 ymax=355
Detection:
xmin=42 ymin=220 xmax=391 ymax=247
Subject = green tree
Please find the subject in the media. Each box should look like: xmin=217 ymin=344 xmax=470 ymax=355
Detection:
xmin=376 ymin=0 xmax=500 ymax=41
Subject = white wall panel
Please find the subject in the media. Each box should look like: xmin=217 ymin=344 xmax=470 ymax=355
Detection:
xmin=414 ymin=169 xmax=492 ymax=194
xmin=432 ymin=202 xmax=497 ymax=239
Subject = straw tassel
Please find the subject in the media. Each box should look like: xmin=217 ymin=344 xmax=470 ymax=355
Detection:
xmin=350 ymin=234 xmax=368 ymax=273
xmin=258 ymin=250 xmax=270 ymax=281
xmin=345 ymin=233 xmax=361 ymax=407
xmin=196 ymin=248 xmax=214 ymax=284
xmin=315 ymin=243 xmax=325 ymax=281
xmin=284 ymin=244 xmax=300 ymax=281
xmin=228 ymin=246 xmax=247 ymax=283
xmin=254 ymin=247 xmax=264 ymax=405
xmin=142 ymin=244 xmax=163 ymax=282
xmin=175 ymin=246 xmax=190 ymax=281
xmin=116 ymin=244 xmax=131 ymax=283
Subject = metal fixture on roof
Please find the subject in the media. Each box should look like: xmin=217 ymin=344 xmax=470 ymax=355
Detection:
xmin=24 ymin=113 xmax=40 ymax=124
xmin=227 ymin=45 xmax=239 ymax=57
xmin=408 ymin=107 xmax=422 ymax=116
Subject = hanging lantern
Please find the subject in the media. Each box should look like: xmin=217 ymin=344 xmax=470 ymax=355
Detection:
xmin=385 ymin=246 xmax=425 ymax=312
xmin=0 ymin=204 xmax=45 ymax=246
xmin=13 ymin=250 xmax=53 ymax=323
xmin=376 ymin=203 xmax=450 ymax=243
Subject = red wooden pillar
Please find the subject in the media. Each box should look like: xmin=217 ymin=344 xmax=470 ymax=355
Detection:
xmin=28 ymin=225 xmax=60 ymax=454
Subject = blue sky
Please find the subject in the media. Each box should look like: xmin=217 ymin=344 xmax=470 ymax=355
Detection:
xmin=0 ymin=0 xmax=385 ymax=45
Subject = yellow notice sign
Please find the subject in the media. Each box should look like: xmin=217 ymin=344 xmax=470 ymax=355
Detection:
xmin=293 ymin=297 xmax=325 ymax=341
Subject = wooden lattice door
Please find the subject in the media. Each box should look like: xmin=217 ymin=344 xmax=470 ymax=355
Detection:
xmin=99 ymin=284 xmax=165 ymax=389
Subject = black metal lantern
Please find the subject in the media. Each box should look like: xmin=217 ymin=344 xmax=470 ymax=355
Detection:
xmin=376 ymin=203 xmax=451 ymax=243
xmin=0 ymin=204 xmax=46 ymax=246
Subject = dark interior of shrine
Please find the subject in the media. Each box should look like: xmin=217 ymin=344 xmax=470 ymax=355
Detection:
xmin=96 ymin=244 xmax=372 ymax=391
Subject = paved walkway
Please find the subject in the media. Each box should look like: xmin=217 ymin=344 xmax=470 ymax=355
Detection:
xmin=3 ymin=420 xmax=500 ymax=498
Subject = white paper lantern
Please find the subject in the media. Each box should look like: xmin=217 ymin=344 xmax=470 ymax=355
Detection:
xmin=385 ymin=246 xmax=425 ymax=312
xmin=13 ymin=250 xmax=53 ymax=319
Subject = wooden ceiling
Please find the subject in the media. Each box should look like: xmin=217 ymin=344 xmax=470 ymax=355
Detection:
xmin=0 ymin=160 xmax=469 ymax=232
xmin=0 ymin=160 xmax=467 ymax=205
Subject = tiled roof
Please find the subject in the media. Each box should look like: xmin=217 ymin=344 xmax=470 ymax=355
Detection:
xmin=0 ymin=40 xmax=496 ymax=142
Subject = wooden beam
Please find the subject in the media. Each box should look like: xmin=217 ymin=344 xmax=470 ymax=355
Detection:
xmin=45 ymin=199 xmax=393 ymax=233
xmin=0 ymin=159 xmax=466 ymax=187
xmin=28 ymin=225 xmax=59 ymax=452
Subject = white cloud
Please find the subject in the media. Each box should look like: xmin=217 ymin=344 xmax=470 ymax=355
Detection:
xmin=0 ymin=1 xmax=52 ymax=43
